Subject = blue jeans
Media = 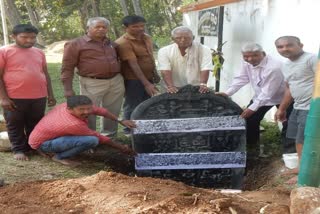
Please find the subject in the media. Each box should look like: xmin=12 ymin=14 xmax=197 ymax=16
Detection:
xmin=39 ymin=136 xmax=99 ymax=159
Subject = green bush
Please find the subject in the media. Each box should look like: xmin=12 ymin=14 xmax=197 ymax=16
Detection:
xmin=260 ymin=120 xmax=282 ymax=156
xmin=153 ymin=36 xmax=172 ymax=49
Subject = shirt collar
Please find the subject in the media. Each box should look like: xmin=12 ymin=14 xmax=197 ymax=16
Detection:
xmin=248 ymin=55 xmax=268 ymax=69
xmin=123 ymin=32 xmax=148 ymax=41
xmin=83 ymin=34 xmax=110 ymax=44
xmin=174 ymin=41 xmax=194 ymax=52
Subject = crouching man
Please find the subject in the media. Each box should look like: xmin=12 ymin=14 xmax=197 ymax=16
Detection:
xmin=29 ymin=95 xmax=136 ymax=166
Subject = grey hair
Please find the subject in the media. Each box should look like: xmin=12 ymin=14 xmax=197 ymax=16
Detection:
xmin=241 ymin=42 xmax=264 ymax=52
xmin=171 ymin=26 xmax=193 ymax=37
xmin=86 ymin=17 xmax=110 ymax=28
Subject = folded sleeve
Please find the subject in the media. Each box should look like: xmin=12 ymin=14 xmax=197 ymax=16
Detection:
xmin=158 ymin=47 xmax=172 ymax=71
xmin=225 ymin=64 xmax=250 ymax=96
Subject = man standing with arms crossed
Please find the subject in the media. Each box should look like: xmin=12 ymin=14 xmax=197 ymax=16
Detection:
xmin=61 ymin=17 xmax=124 ymax=136
xmin=0 ymin=24 xmax=56 ymax=160
xmin=274 ymin=36 xmax=317 ymax=184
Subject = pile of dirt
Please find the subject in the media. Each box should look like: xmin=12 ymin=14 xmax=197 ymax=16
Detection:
xmin=44 ymin=40 xmax=67 ymax=63
xmin=0 ymin=124 xmax=294 ymax=213
xmin=0 ymin=171 xmax=291 ymax=214
xmin=45 ymin=41 xmax=68 ymax=54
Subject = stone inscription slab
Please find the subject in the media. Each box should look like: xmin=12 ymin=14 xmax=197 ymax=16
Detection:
xmin=131 ymin=85 xmax=244 ymax=120
xmin=133 ymin=131 xmax=246 ymax=153
xmin=135 ymin=152 xmax=246 ymax=170
xmin=133 ymin=116 xmax=245 ymax=135
xmin=129 ymin=85 xmax=246 ymax=189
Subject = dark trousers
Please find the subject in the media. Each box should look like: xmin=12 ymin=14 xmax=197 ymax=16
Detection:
xmin=123 ymin=80 xmax=150 ymax=133
xmin=282 ymin=102 xmax=296 ymax=153
xmin=3 ymin=98 xmax=47 ymax=153
xmin=246 ymin=101 xmax=274 ymax=149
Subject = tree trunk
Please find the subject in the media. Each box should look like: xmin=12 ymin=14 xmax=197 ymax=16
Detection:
xmin=131 ymin=0 xmax=143 ymax=16
xmin=79 ymin=0 xmax=89 ymax=32
xmin=163 ymin=7 xmax=173 ymax=31
xmin=131 ymin=0 xmax=150 ymax=35
xmin=119 ymin=0 xmax=129 ymax=16
xmin=24 ymin=0 xmax=45 ymax=45
xmin=110 ymin=25 xmax=120 ymax=39
xmin=4 ymin=0 xmax=21 ymax=27
xmin=163 ymin=0 xmax=179 ymax=26
xmin=90 ymin=0 xmax=99 ymax=16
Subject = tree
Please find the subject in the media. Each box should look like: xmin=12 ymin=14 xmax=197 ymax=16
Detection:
xmin=0 ymin=0 xmax=184 ymax=46
xmin=4 ymin=0 xmax=21 ymax=27
xmin=131 ymin=0 xmax=143 ymax=16
xmin=24 ymin=0 xmax=45 ymax=45
xmin=89 ymin=0 xmax=99 ymax=16
xmin=79 ymin=0 xmax=90 ymax=31
xmin=119 ymin=0 xmax=129 ymax=16
xmin=162 ymin=0 xmax=180 ymax=26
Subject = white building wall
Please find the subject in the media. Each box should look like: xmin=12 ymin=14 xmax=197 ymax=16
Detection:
xmin=183 ymin=0 xmax=320 ymax=120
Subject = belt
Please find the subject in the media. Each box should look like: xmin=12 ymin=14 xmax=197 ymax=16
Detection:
xmin=80 ymin=74 xmax=117 ymax=80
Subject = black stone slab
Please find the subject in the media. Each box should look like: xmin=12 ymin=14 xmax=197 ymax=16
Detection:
xmin=135 ymin=152 xmax=246 ymax=170
xmin=133 ymin=130 xmax=245 ymax=153
xmin=133 ymin=116 xmax=245 ymax=135
xmin=130 ymin=85 xmax=246 ymax=189
xmin=131 ymin=85 xmax=243 ymax=120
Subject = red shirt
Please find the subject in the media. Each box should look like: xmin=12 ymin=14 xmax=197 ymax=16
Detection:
xmin=0 ymin=45 xmax=48 ymax=99
xmin=29 ymin=103 xmax=111 ymax=149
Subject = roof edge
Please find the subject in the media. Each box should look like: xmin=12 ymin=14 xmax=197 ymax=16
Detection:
xmin=180 ymin=0 xmax=241 ymax=12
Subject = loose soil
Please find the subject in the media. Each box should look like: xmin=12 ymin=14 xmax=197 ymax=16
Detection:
xmin=0 ymin=142 xmax=295 ymax=214
xmin=0 ymin=171 xmax=291 ymax=214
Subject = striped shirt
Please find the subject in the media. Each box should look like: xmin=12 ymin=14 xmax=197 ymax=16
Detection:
xmin=29 ymin=103 xmax=111 ymax=149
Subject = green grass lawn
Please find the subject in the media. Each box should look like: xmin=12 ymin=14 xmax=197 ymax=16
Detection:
xmin=47 ymin=63 xmax=79 ymax=105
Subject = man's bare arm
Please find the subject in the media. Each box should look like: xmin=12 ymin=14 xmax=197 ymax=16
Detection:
xmin=199 ymin=70 xmax=210 ymax=93
xmin=128 ymin=59 xmax=158 ymax=96
xmin=161 ymin=70 xmax=178 ymax=93
xmin=43 ymin=65 xmax=56 ymax=107
xmin=61 ymin=42 xmax=78 ymax=97
xmin=0 ymin=68 xmax=15 ymax=111
xmin=275 ymin=83 xmax=293 ymax=122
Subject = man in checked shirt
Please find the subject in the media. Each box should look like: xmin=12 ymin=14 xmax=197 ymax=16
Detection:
xmin=216 ymin=42 xmax=286 ymax=157
xmin=29 ymin=95 xmax=136 ymax=166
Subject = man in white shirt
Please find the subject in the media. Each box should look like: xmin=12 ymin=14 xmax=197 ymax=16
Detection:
xmin=274 ymin=36 xmax=317 ymax=184
xmin=216 ymin=43 xmax=286 ymax=155
xmin=158 ymin=26 xmax=213 ymax=93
